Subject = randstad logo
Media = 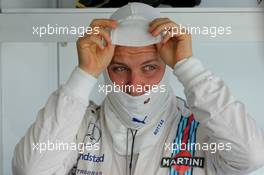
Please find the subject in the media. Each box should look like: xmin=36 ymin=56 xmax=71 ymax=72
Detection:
xmin=80 ymin=153 xmax=104 ymax=163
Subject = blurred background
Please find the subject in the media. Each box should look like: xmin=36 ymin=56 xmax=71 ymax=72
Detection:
xmin=0 ymin=0 xmax=263 ymax=8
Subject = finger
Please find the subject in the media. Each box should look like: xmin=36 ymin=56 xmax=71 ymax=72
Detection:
xmin=78 ymin=28 xmax=108 ymax=41
xmin=90 ymin=28 xmax=115 ymax=49
xmin=151 ymin=22 xmax=179 ymax=37
xmin=149 ymin=18 xmax=170 ymax=26
xmin=78 ymin=33 xmax=105 ymax=50
xmin=149 ymin=20 xmax=171 ymax=33
xmin=96 ymin=28 xmax=112 ymax=47
xmin=88 ymin=35 xmax=105 ymax=50
xmin=149 ymin=18 xmax=170 ymax=33
xmin=162 ymin=31 xmax=172 ymax=43
xmin=78 ymin=30 xmax=94 ymax=40
xmin=90 ymin=19 xmax=118 ymax=29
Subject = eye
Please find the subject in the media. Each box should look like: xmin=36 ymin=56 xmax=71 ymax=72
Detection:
xmin=142 ymin=65 xmax=157 ymax=71
xmin=112 ymin=66 xmax=128 ymax=72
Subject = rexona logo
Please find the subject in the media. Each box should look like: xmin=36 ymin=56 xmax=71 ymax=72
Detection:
xmin=161 ymin=151 xmax=204 ymax=174
xmin=80 ymin=153 xmax=104 ymax=163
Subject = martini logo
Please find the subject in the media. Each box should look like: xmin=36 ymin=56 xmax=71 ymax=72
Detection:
xmin=161 ymin=151 xmax=204 ymax=174
xmin=164 ymin=114 xmax=201 ymax=174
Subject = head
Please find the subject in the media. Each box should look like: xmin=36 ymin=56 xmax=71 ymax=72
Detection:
xmin=108 ymin=3 xmax=165 ymax=96
xmin=104 ymin=3 xmax=172 ymax=131
xmin=107 ymin=44 xmax=165 ymax=96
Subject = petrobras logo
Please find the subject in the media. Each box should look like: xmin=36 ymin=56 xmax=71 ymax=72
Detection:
xmin=71 ymin=168 xmax=102 ymax=175
xmin=80 ymin=153 xmax=104 ymax=163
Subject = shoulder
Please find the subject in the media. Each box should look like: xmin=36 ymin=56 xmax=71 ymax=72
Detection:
xmin=175 ymin=96 xmax=192 ymax=117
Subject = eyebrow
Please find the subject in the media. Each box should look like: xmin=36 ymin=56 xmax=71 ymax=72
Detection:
xmin=110 ymin=59 xmax=158 ymax=66
xmin=141 ymin=59 xmax=159 ymax=65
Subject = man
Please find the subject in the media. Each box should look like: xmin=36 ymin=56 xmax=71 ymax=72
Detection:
xmin=12 ymin=2 xmax=264 ymax=175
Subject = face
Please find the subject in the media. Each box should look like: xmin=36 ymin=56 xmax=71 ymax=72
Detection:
xmin=107 ymin=45 xmax=165 ymax=96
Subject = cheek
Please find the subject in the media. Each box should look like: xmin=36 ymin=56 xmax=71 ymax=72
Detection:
xmin=107 ymin=68 xmax=129 ymax=86
xmin=143 ymin=66 xmax=165 ymax=85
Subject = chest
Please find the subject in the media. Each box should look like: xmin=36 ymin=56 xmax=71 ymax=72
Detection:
xmin=72 ymin=113 xmax=209 ymax=175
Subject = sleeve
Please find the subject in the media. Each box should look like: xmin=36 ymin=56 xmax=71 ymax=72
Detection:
xmin=173 ymin=57 xmax=264 ymax=174
xmin=12 ymin=67 xmax=98 ymax=175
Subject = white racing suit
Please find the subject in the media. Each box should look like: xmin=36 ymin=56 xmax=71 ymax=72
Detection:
xmin=12 ymin=57 xmax=264 ymax=175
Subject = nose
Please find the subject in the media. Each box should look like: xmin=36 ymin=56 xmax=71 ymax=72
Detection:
xmin=127 ymin=71 xmax=145 ymax=96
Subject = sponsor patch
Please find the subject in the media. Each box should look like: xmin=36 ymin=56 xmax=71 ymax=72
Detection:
xmin=80 ymin=153 xmax=104 ymax=163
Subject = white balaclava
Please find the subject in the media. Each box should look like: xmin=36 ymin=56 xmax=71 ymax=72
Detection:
xmin=102 ymin=3 xmax=176 ymax=157
xmin=103 ymin=2 xmax=174 ymax=131
xmin=104 ymin=67 xmax=172 ymax=130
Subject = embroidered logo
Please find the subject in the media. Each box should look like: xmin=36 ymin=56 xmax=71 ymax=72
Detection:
xmin=161 ymin=114 xmax=204 ymax=175
xmin=132 ymin=116 xmax=147 ymax=124
xmin=85 ymin=123 xmax=101 ymax=145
